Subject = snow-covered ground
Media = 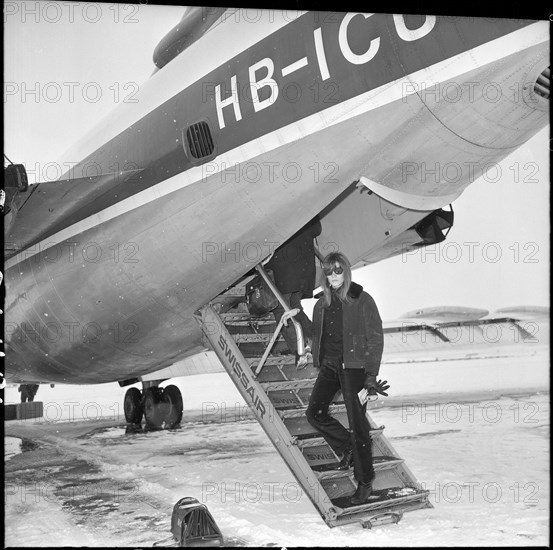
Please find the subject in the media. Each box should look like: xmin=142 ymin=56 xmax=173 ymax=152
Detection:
xmin=4 ymin=376 xmax=550 ymax=547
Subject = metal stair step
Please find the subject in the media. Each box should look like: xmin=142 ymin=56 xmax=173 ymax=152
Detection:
xmin=331 ymin=487 xmax=432 ymax=525
xmin=247 ymin=355 xmax=296 ymax=367
xmin=296 ymin=429 xmax=386 ymax=469
xmin=296 ymin=429 xmax=385 ymax=448
xmin=280 ymin=404 xmax=348 ymax=438
xmin=279 ymin=403 xmax=346 ymax=420
xmin=261 ymin=380 xmax=345 ymax=410
xmin=316 ymin=458 xmax=408 ymax=500
xmin=261 ymin=379 xmax=316 ymax=391
xmin=294 ymin=436 xmax=341 ymax=468
xmin=238 ymin=342 xmax=291 ymax=358
xmin=316 ymin=456 xmax=405 ymax=477
xmin=232 ymin=332 xmax=286 ymax=343
xmin=248 ymin=356 xmax=319 ymax=382
xmin=264 ymin=389 xmax=309 ymax=409
xmin=259 ymin=379 xmax=348 ymax=411
xmin=220 ymin=312 xmax=276 ymax=325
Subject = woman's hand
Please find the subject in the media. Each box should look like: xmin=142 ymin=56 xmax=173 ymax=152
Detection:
xmin=364 ymin=374 xmax=390 ymax=397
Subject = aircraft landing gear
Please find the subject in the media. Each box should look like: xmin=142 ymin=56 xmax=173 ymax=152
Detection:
xmin=123 ymin=383 xmax=183 ymax=430
xmin=162 ymin=384 xmax=184 ymax=428
xmin=124 ymin=387 xmax=144 ymax=424
xmin=144 ymin=387 xmax=166 ymax=429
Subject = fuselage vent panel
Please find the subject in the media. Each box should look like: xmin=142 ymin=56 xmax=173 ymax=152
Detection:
xmin=186 ymin=121 xmax=215 ymax=160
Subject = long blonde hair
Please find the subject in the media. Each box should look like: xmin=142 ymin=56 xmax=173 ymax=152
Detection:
xmin=321 ymin=252 xmax=352 ymax=307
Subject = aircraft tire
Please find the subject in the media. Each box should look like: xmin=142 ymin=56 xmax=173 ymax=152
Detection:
xmin=144 ymin=387 xmax=165 ymax=429
xmin=124 ymin=387 xmax=144 ymax=424
xmin=162 ymin=385 xmax=183 ymax=428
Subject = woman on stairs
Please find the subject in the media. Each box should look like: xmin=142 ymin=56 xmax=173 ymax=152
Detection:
xmin=306 ymin=251 xmax=389 ymax=505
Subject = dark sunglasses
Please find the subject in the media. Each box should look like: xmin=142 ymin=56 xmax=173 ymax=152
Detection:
xmin=324 ymin=265 xmax=344 ymax=276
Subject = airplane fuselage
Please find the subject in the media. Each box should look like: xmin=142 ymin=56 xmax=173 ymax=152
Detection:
xmin=5 ymin=10 xmax=549 ymax=383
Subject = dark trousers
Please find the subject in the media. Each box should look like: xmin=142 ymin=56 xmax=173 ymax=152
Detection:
xmin=272 ymin=291 xmax=313 ymax=355
xmin=306 ymin=357 xmax=375 ymax=484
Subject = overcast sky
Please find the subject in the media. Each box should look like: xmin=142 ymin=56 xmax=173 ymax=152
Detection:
xmin=4 ymin=2 xmax=549 ymax=320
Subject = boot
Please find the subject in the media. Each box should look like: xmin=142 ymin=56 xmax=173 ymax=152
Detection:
xmin=336 ymin=447 xmax=353 ymax=470
xmin=351 ymin=481 xmax=372 ymax=505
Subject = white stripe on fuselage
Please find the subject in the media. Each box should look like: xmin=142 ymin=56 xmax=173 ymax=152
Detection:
xmin=6 ymin=21 xmax=547 ymax=271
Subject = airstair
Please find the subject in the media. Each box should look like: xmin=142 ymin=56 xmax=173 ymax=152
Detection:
xmin=195 ymin=265 xmax=432 ymax=528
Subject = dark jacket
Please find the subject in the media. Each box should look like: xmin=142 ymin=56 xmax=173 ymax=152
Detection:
xmin=266 ymin=218 xmax=322 ymax=299
xmin=311 ymin=282 xmax=384 ymax=375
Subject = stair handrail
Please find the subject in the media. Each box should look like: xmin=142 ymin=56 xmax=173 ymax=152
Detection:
xmin=254 ymin=307 xmax=301 ymax=376
xmin=253 ymin=263 xmax=304 ymax=373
